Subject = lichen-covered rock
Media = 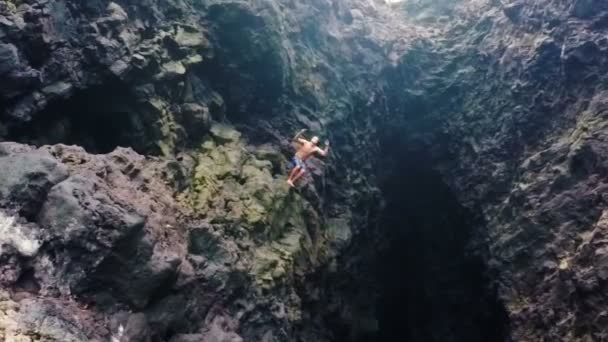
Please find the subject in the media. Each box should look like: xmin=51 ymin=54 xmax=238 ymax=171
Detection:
xmin=180 ymin=123 xmax=329 ymax=295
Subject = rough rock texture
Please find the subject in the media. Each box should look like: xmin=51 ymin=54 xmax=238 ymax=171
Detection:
xmin=377 ymin=1 xmax=608 ymax=341
xmin=4 ymin=0 xmax=608 ymax=341
xmin=0 ymin=0 xmax=391 ymax=339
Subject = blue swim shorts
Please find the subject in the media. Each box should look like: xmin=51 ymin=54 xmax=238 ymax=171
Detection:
xmin=291 ymin=156 xmax=306 ymax=170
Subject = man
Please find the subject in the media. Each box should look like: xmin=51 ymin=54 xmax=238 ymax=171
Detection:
xmin=287 ymin=129 xmax=330 ymax=187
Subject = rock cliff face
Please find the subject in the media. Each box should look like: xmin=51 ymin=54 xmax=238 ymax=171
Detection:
xmin=379 ymin=1 xmax=608 ymax=341
xmin=1 ymin=0 xmax=608 ymax=341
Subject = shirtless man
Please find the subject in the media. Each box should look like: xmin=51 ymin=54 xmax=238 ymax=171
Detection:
xmin=287 ymin=129 xmax=330 ymax=187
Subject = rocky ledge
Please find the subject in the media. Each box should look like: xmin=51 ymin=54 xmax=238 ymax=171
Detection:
xmin=0 ymin=124 xmax=339 ymax=341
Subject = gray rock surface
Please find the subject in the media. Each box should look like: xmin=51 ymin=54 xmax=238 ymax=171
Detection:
xmin=0 ymin=146 xmax=68 ymax=217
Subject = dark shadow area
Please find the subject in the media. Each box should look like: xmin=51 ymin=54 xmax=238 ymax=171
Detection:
xmin=202 ymin=2 xmax=287 ymax=122
xmin=7 ymin=79 xmax=149 ymax=154
xmin=372 ymin=140 xmax=510 ymax=341
xmin=296 ymin=141 xmax=510 ymax=342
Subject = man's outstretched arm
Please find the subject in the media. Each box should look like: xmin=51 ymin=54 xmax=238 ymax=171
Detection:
xmin=316 ymin=141 xmax=330 ymax=157
xmin=293 ymin=129 xmax=307 ymax=142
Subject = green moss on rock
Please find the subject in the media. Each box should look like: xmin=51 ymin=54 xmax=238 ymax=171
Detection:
xmin=179 ymin=123 xmax=329 ymax=289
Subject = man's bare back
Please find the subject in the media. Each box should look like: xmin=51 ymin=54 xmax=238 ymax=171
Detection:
xmin=295 ymin=140 xmax=326 ymax=161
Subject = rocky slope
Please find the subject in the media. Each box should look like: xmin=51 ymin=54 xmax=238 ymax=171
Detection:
xmin=2 ymin=0 xmax=608 ymax=341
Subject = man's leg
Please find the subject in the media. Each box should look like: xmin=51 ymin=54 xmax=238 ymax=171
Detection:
xmin=287 ymin=166 xmax=300 ymax=186
xmin=291 ymin=167 xmax=306 ymax=184
xmin=288 ymin=166 xmax=299 ymax=180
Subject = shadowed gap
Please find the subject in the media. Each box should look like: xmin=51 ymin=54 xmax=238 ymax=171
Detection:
xmin=7 ymin=80 xmax=148 ymax=154
xmin=372 ymin=141 xmax=510 ymax=341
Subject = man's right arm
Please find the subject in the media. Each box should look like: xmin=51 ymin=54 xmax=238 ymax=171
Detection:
xmin=293 ymin=129 xmax=307 ymax=142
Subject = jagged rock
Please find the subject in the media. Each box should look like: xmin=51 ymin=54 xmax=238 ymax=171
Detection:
xmin=189 ymin=228 xmax=230 ymax=262
xmin=109 ymin=312 xmax=151 ymax=342
xmin=0 ymin=211 xmax=41 ymax=258
xmin=209 ymin=124 xmax=241 ymax=144
xmin=0 ymin=147 xmax=69 ymax=218
xmin=0 ymin=211 xmax=41 ymax=285
xmin=37 ymin=175 xmax=146 ymax=294
xmin=503 ymin=1 xmax=524 ymax=22
xmin=110 ymin=59 xmax=130 ymax=78
xmin=157 ymin=61 xmax=187 ymax=80
xmin=41 ymin=82 xmax=73 ymax=97
xmin=92 ymin=236 xmax=182 ymax=309
xmin=0 ymin=43 xmax=19 ymax=75
xmin=184 ymin=74 xmax=226 ymax=121
xmin=198 ymin=316 xmax=243 ymax=342
xmin=173 ymin=25 xmax=209 ymax=48
xmin=0 ymin=291 xmax=100 ymax=341
xmin=179 ymin=103 xmax=211 ymax=140
xmin=326 ymin=216 xmax=353 ymax=250
xmin=107 ymin=2 xmax=129 ymax=22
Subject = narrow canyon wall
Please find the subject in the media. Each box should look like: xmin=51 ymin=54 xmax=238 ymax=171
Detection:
xmin=381 ymin=1 xmax=608 ymax=340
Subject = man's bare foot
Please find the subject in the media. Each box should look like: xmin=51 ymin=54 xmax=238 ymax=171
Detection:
xmin=287 ymin=180 xmax=295 ymax=187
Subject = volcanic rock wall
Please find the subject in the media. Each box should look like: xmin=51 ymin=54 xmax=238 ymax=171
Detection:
xmin=379 ymin=1 xmax=608 ymax=341
xmin=2 ymin=0 xmax=608 ymax=341
xmin=0 ymin=0 xmax=394 ymax=341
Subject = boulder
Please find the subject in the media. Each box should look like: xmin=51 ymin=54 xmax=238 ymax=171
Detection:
xmin=0 ymin=43 xmax=19 ymax=75
xmin=0 ymin=149 xmax=69 ymax=218
xmin=92 ymin=237 xmax=181 ymax=309
xmin=37 ymin=175 xmax=146 ymax=293
xmin=0 ymin=211 xmax=41 ymax=258
xmin=157 ymin=61 xmax=186 ymax=80
xmin=0 ymin=210 xmax=42 ymax=285
xmin=110 ymin=312 xmax=150 ymax=342
xmin=107 ymin=2 xmax=129 ymax=22
xmin=0 ymin=293 xmax=94 ymax=341
xmin=173 ymin=25 xmax=209 ymax=48
xmin=210 ymin=124 xmax=241 ymax=144
xmin=179 ymin=103 xmax=211 ymax=141
xmin=41 ymin=81 xmax=73 ymax=97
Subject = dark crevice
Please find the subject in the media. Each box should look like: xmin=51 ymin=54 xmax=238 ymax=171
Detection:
xmin=372 ymin=145 xmax=510 ymax=341
xmin=14 ymin=268 xmax=41 ymax=295
xmin=202 ymin=3 xmax=287 ymax=122
xmin=20 ymin=37 xmax=51 ymax=69
xmin=305 ymin=141 xmax=510 ymax=341
xmin=6 ymin=79 xmax=150 ymax=154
